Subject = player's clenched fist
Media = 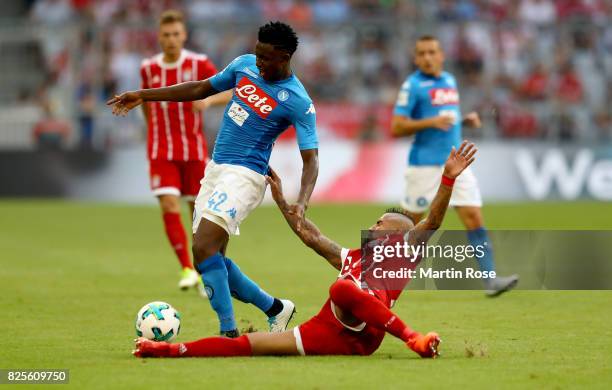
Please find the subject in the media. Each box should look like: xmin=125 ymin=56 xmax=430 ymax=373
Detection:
xmin=107 ymin=91 xmax=143 ymax=116
xmin=443 ymin=140 xmax=477 ymax=179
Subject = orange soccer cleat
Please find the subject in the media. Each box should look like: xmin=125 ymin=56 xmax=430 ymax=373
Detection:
xmin=132 ymin=337 xmax=179 ymax=358
xmin=407 ymin=332 xmax=441 ymax=358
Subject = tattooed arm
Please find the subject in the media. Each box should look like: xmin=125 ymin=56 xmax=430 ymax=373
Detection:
xmin=266 ymin=168 xmax=342 ymax=270
xmin=412 ymin=141 xmax=477 ymax=241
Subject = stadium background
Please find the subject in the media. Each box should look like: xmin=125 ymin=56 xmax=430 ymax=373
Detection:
xmin=0 ymin=0 xmax=610 ymax=202
xmin=1 ymin=1 xmax=611 ymax=389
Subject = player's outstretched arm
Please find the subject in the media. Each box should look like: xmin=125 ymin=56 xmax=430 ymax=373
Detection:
xmin=192 ymin=89 xmax=234 ymax=112
xmin=415 ymin=141 xmax=477 ymax=233
xmin=106 ymin=79 xmax=220 ymax=116
xmin=287 ymin=149 xmax=319 ymax=224
xmin=266 ymin=168 xmax=342 ymax=270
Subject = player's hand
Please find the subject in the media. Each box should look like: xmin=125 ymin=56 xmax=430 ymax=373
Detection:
xmin=443 ymin=140 xmax=477 ymax=179
xmin=462 ymin=112 xmax=482 ymax=128
xmin=288 ymin=204 xmax=304 ymax=218
xmin=288 ymin=203 xmax=306 ymax=231
xmin=265 ymin=167 xmax=286 ymax=206
xmin=106 ymin=91 xmax=144 ymax=116
xmin=266 ymin=169 xmax=305 ymax=230
xmin=432 ymin=115 xmax=455 ymax=131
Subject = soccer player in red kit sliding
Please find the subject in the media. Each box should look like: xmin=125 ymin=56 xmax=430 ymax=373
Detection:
xmin=132 ymin=141 xmax=478 ymax=359
xmin=141 ymin=10 xmax=230 ymax=291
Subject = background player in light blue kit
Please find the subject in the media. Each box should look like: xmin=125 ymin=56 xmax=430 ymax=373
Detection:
xmin=108 ymin=22 xmax=318 ymax=335
xmin=391 ymin=35 xmax=518 ymax=297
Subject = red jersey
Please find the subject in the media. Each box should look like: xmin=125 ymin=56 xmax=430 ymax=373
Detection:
xmin=140 ymin=50 xmax=217 ymax=162
xmin=339 ymin=248 xmax=407 ymax=309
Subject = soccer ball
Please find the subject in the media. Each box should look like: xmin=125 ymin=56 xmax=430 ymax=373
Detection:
xmin=135 ymin=301 xmax=181 ymax=342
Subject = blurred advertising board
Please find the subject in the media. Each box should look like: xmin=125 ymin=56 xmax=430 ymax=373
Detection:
xmin=1 ymin=141 xmax=610 ymax=202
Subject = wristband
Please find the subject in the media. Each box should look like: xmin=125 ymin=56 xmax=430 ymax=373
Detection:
xmin=441 ymin=175 xmax=455 ymax=187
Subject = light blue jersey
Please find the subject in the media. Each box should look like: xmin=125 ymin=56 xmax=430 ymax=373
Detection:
xmin=209 ymin=54 xmax=318 ymax=175
xmin=394 ymin=70 xmax=462 ymax=166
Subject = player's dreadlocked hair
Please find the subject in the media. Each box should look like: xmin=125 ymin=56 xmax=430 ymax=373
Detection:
xmin=258 ymin=21 xmax=299 ymax=56
xmin=385 ymin=207 xmax=415 ymax=224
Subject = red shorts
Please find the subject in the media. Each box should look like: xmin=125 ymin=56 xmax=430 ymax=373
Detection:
xmin=149 ymin=160 xmax=206 ymax=199
xmin=294 ymin=298 xmax=385 ymax=356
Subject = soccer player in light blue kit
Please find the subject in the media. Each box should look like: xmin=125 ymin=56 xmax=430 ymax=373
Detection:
xmin=391 ymin=35 xmax=518 ymax=296
xmin=108 ymin=22 xmax=318 ymax=335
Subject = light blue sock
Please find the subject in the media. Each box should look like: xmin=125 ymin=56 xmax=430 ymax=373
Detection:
xmin=224 ymin=257 xmax=274 ymax=313
xmin=467 ymin=227 xmax=495 ymax=274
xmin=196 ymin=253 xmax=236 ymax=332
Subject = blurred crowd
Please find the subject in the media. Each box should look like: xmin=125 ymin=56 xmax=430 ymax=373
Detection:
xmin=9 ymin=0 xmax=612 ymax=148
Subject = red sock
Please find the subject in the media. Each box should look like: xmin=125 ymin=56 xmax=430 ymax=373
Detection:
xmin=329 ymin=279 xmax=417 ymax=343
xmin=162 ymin=212 xmax=192 ymax=269
xmin=173 ymin=335 xmax=252 ymax=357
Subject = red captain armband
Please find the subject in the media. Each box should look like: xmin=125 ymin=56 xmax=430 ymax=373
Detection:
xmin=441 ymin=175 xmax=455 ymax=187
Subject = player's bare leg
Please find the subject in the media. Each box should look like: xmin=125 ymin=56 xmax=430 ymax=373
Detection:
xmin=187 ymin=200 xmax=195 ymax=222
xmin=158 ymin=194 xmax=199 ymax=290
xmin=247 ymin=331 xmax=299 ymax=355
xmin=329 ymin=279 xmax=440 ymax=358
xmin=192 ymin=218 xmax=230 ymax=267
xmin=133 ymin=331 xmax=298 ymax=358
xmin=159 ymin=194 xmax=182 ymax=214
xmin=455 ymin=206 xmax=519 ymax=297
xmin=454 ymin=205 xmax=483 ymax=230
xmin=219 ymin=239 xmax=229 ymax=256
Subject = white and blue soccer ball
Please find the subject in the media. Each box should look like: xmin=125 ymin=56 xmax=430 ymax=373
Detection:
xmin=135 ymin=301 xmax=181 ymax=342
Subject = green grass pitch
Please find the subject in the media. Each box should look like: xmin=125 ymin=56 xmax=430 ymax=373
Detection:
xmin=1 ymin=200 xmax=612 ymax=389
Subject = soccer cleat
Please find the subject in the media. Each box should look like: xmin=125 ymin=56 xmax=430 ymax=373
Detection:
xmin=407 ymin=332 xmax=441 ymax=358
xmin=178 ymin=268 xmax=200 ymax=290
xmin=485 ymin=274 xmax=519 ymax=297
xmin=267 ymin=299 xmax=296 ymax=332
xmin=220 ymin=329 xmax=240 ymax=338
xmin=133 ymin=337 xmax=178 ymax=358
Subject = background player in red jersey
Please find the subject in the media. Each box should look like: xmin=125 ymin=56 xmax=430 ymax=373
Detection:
xmin=140 ymin=10 xmax=230 ymax=292
xmin=132 ymin=141 xmax=478 ymax=359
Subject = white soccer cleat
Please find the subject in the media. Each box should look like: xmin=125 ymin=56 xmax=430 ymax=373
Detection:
xmin=178 ymin=268 xmax=200 ymax=290
xmin=485 ymin=274 xmax=519 ymax=297
xmin=196 ymin=279 xmax=208 ymax=298
xmin=267 ymin=299 xmax=296 ymax=333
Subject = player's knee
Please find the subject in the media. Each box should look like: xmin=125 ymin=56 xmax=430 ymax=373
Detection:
xmin=158 ymin=195 xmax=181 ymax=213
xmin=329 ymin=279 xmax=355 ymax=304
xmin=457 ymin=207 xmax=483 ymax=230
xmin=192 ymin=238 xmax=220 ymax=264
